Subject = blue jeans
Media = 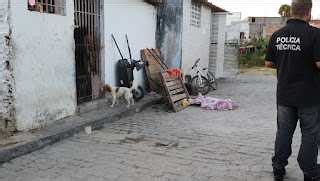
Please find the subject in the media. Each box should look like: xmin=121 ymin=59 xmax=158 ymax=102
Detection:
xmin=272 ymin=105 xmax=320 ymax=177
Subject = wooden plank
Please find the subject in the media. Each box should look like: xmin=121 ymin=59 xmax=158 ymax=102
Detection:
xmin=168 ymin=84 xmax=183 ymax=91
xmin=160 ymin=72 xmax=174 ymax=108
xmin=169 ymin=88 xmax=185 ymax=95
xmin=165 ymin=80 xmax=180 ymax=87
xmin=171 ymin=93 xmax=187 ymax=103
xmin=141 ymin=49 xmax=167 ymax=92
xmin=160 ymin=72 xmax=190 ymax=112
xmin=165 ymin=77 xmax=179 ymax=82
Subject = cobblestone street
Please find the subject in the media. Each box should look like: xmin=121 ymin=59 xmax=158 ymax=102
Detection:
xmin=0 ymin=75 xmax=305 ymax=181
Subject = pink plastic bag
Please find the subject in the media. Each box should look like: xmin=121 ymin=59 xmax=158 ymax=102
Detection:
xmin=189 ymin=95 xmax=234 ymax=111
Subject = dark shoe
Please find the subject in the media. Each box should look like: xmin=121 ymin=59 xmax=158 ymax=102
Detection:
xmin=304 ymin=175 xmax=320 ymax=181
xmin=274 ymin=167 xmax=286 ymax=181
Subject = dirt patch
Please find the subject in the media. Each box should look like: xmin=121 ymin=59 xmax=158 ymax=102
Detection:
xmin=240 ymin=67 xmax=276 ymax=76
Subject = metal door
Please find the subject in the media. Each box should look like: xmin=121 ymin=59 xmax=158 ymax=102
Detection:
xmin=74 ymin=0 xmax=102 ymax=104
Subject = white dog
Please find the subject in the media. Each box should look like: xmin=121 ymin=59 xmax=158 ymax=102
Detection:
xmin=101 ymin=84 xmax=135 ymax=108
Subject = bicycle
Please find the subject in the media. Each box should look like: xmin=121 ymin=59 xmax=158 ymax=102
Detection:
xmin=189 ymin=58 xmax=218 ymax=95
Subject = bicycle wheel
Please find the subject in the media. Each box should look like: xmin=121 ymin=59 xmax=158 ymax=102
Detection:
xmin=191 ymin=76 xmax=211 ymax=95
xmin=207 ymin=71 xmax=218 ymax=90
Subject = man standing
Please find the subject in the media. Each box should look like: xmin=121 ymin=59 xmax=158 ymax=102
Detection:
xmin=265 ymin=0 xmax=320 ymax=180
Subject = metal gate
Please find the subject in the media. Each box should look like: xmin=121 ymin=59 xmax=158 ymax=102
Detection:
xmin=209 ymin=13 xmax=239 ymax=78
xmin=209 ymin=13 xmax=219 ymax=75
xmin=74 ymin=0 xmax=102 ymax=104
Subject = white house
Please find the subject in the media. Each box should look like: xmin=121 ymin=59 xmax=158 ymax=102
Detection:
xmin=181 ymin=0 xmax=213 ymax=75
xmin=180 ymin=0 xmax=233 ymax=79
xmin=0 ymin=0 xmax=158 ymax=132
xmin=0 ymin=0 xmax=232 ymax=132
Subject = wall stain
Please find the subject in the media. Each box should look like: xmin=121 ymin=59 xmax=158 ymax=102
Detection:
xmin=156 ymin=0 xmax=183 ymax=68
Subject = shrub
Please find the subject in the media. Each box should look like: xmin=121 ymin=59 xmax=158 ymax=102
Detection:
xmin=240 ymin=38 xmax=268 ymax=68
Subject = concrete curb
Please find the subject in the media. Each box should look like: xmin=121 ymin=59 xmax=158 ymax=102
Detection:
xmin=0 ymin=95 xmax=162 ymax=164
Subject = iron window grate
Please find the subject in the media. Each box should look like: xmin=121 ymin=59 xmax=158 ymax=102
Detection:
xmin=28 ymin=0 xmax=66 ymax=15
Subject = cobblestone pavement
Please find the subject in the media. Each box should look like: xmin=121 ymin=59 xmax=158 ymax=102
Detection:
xmin=0 ymin=75 xmax=306 ymax=181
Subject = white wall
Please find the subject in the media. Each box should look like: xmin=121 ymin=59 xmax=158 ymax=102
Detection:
xmin=226 ymin=12 xmax=241 ymax=26
xmin=104 ymin=0 xmax=157 ymax=87
xmin=226 ymin=20 xmax=250 ymax=42
xmin=239 ymin=21 xmax=250 ymax=40
xmin=181 ymin=0 xmax=212 ymax=75
xmin=0 ymin=0 xmax=15 ymax=131
xmin=10 ymin=1 xmax=77 ymax=130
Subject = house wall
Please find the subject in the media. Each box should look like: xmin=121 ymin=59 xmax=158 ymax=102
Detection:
xmin=226 ymin=21 xmax=249 ymax=42
xmin=10 ymin=1 xmax=77 ymax=130
xmin=181 ymin=0 xmax=212 ymax=75
xmin=226 ymin=22 xmax=240 ymax=42
xmin=224 ymin=44 xmax=239 ymax=77
xmin=249 ymin=17 xmax=287 ymax=39
xmin=156 ymin=0 xmax=183 ymax=68
xmin=104 ymin=0 xmax=157 ymax=87
xmin=0 ymin=0 xmax=15 ymax=132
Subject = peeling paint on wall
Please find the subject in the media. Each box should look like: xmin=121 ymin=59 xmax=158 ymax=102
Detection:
xmin=156 ymin=0 xmax=183 ymax=68
xmin=0 ymin=0 xmax=16 ymax=132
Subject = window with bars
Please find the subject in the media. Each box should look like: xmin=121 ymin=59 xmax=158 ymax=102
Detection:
xmin=28 ymin=0 xmax=65 ymax=15
xmin=190 ymin=2 xmax=201 ymax=28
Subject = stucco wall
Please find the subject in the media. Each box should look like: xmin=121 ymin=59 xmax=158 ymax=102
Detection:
xmin=226 ymin=21 xmax=249 ymax=42
xmin=249 ymin=17 xmax=287 ymax=39
xmin=181 ymin=0 xmax=211 ymax=75
xmin=0 ymin=0 xmax=15 ymax=132
xmin=156 ymin=0 xmax=183 ymax=68
xmin=10 ymin=1 xmax=77 ymax=130
xmin=104 ymin=0 xmax=157 ymax=87
xmin=224 ymin=45 xmax=239 ymax=77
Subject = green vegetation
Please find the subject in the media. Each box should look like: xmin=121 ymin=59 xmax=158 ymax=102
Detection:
xmin=279 ymin=4 xmax=291 ymax=17
xmin=240 ymin=38 xmax=269 ymax=68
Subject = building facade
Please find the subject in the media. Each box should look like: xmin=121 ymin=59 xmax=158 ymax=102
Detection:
xmin=0 ymin=0 xmax=158 ymax=132
xmin=248 ymin=17 xmax=287 ymax=39
xmin=181 ymin=0 xmax=213 ymax=75
xmin=0 ymin=0 xmax=232 ymax=132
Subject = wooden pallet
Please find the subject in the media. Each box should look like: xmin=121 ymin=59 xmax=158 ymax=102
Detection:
xmin=141 ymin=48 xmax=168 ymax=93
xmin=160 ymin=72 xmax=189 ymax=112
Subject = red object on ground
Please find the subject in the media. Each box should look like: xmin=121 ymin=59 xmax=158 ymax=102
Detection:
xmin=166 ymin=68 xmax=182 ymax=78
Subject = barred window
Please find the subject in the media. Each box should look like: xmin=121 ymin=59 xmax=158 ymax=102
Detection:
xmin=190 ymin=2 xmax=201 ymax=28
xmin=28 ymin=0 xmax=65 ymax=15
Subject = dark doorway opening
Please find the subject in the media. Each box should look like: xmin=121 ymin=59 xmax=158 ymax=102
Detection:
xmin=74 ymin=0 xmax=102 ymax=104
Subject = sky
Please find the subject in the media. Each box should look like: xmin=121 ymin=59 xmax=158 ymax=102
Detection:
xmin=210 ymin=0 xmax=320 ymax=19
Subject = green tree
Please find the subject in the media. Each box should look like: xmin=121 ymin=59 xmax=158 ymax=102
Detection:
xmin=279 ymin=4 xmax=291 ymax=17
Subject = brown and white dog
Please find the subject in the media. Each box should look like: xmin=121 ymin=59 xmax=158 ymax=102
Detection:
xmin=101 ymin=84 xmax=135 ymax=108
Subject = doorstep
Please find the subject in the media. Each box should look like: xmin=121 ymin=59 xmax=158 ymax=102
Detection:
xmin=0 ymin=94 xmax=162 ymax=164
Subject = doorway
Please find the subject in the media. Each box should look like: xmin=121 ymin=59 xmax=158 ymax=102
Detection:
xmin=74 ymin=0 xmax=103 ymax=104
